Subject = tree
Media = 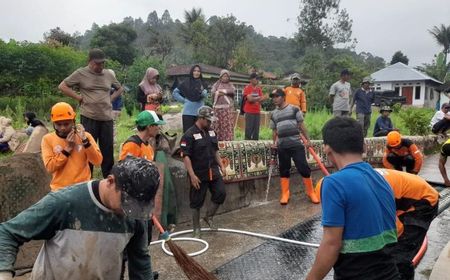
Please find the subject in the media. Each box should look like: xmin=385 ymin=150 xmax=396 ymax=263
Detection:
xmin=90 ymin=23 xmax=137 ymax=65
xmin=180 ymin=8 xmax=208 ymax=61
xmin=147 ymin=11 xmax=160 ymax=27
xmin=161 ymin=10 xmax=173 ymax=25
xmin=417 ymin=52 xmax=449 ymax=82
xmin=146 ymin=29 xmax=173 ymax=61
xmin=429 ymin=24 xmax=450 ymax=65
xmin=296 ymin=0 xmax=354 ymax=51
xmin=390 ymin=51 xmax=409 ymax=65
xmin=43 ymin=27 xmax=76 ymax=46
xmin=203 ymin=15 xmax=247 ymax=68
xmin=183 ymin=8 xmax=204 ymax=24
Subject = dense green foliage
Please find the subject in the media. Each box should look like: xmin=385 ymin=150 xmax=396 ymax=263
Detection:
xmin=0 ymin=40 xmax=85 ymax=96
xmin=390 ymin=51 xmax=409 ymax=65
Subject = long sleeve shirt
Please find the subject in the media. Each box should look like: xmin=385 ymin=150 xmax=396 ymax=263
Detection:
xmin=0 ymin=182 xmax=151 ymax=279
xmin=382 ymin=139 xmax=423 ymax=173
xmin=374 ymin=116 xmax=394 ymax=135
xmin=41 ymin=132 xmax=103 ymax=191
xmin=172 ymin=88 xmax=208 ymax=116
xmin=284 ymin=86 xmax=307 ymax=113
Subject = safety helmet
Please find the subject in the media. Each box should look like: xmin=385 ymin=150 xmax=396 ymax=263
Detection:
xmin=386 ymin=131 xmax=401 ymax=147
xmin=315 ymin=178 xmax=324 ymax=203
xmin=51 ymin=102 xmax=76 ymax=122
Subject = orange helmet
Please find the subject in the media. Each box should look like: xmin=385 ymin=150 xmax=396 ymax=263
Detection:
xmin=315 ymin=178 xmax=324 ymax=203
xmin=387 ymin=131 xmax=401 ymax=147
xmin=51 ymin=102 xmax=76 ymax=122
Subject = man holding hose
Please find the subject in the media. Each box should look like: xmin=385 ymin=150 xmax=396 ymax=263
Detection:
xmin=269 ymin=88 xmax=319 ymax=205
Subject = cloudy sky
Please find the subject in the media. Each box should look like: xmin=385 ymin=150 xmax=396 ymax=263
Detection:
xmin=1 ymin=0 xmax=449 ymax=67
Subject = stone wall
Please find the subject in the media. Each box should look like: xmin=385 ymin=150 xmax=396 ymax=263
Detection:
xmin=169 ymin=135 xmax=438 ymax=223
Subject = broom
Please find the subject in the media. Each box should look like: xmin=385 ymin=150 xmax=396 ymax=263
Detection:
xmin=152 ymin=216 xmax=218 ymax=280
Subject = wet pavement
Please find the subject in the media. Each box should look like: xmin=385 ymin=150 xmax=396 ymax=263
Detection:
xmin=15 ymin=153 xmax=450 ymax=279
xmin=149 ymin=193 xmax=322 ymax=280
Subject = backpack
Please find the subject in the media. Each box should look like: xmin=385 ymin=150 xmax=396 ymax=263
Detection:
xmin=239 ymin=94 xmax=246 ymax=115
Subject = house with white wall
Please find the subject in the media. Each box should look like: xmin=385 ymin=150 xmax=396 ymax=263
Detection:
xmin=371 ymin=62 xmax=442 ymax=108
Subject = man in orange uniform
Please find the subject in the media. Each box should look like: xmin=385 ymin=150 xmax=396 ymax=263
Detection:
xmin=41 ymin=102 xmax=103 ymax=191
xmin=376 ymin=168 xmax=438 ymax=280
xmin=284 ymin=73 xmax=307 ymax=115
xmin=383 ymin=131 xmax=423 ymax=174
xmin=119 ymin=110 xmax=165 ymax=161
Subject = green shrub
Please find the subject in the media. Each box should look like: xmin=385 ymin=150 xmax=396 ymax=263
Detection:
xmin=398 ymin=107 xmax=434 ymax=136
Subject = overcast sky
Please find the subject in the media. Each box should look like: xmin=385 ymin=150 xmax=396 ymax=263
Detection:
xmin=1 ymin=0 xmax=449 ymax=67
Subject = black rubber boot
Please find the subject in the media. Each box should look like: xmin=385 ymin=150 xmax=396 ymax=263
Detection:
xmin=203 ymin=202 xmax=220 ymax=230
xmin=192 ymin=208 xmax=201 ymax=238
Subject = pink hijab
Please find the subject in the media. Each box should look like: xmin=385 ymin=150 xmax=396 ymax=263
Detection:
xmin=139 ymin=67 xmax=162 ymax=95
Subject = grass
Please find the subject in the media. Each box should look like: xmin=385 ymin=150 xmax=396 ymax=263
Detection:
xmin=234 ymin=108 xmax=410 ymax=140
xmin=0 ymin=106 xmax=432 ymax=175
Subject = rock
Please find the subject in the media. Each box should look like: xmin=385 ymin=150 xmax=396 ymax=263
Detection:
xmin=161 ymin=113 xmax=182 ymax=132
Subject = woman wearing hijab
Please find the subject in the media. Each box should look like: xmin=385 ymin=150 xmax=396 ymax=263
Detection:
xmin=172 ymin=65 xmax=209 ymax=132
xmin=211 ymin=69 xmax=236 ymax=141
xmin=137 ymin=67 xmax=163 ymax=113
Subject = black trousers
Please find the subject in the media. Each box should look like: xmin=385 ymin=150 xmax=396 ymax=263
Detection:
xmin=387 ymin=153 xmax=415 ymax=173
xmin=432 ymin=118 xmax=450 ymax=134
xmin=182 ymin=115 xmax=196 ymax=133
xmin=189 ymin=176 xmax=226 ymax=209
xmin=386 ymin=203 xmax=438 ymax=280
xmin=80 ymin=115 xmax=113 ymax=178
xmin=278 ymin=145 xmax=311 ymax=178
xmin=245 ymin=113 xmax=260 ymax=140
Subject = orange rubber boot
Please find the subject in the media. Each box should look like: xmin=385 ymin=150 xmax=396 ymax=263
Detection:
xmin=303 ymin=177 xmax=320 ymax=204
xmin=280 ymin=177 xmax=290 ymax=205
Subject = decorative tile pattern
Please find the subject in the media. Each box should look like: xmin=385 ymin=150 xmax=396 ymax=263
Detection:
xmin=219 ymin=135 xmax=438 ymax=182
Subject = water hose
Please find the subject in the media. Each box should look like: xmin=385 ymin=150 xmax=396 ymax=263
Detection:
xmin=149 ymin=227 xmax=320 ymax=257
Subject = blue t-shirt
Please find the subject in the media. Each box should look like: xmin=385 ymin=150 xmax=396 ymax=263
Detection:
xmin=321 ymin=161 xmax=399 ymax=279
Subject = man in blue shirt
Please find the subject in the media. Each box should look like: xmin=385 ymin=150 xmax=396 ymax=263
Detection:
xmin=350 ymin=77 xmax=374 ymax=137
xmin=307 ymin=117 xmax=399 ymax=280
xmin=374 ymin=106 xmax=398 ymax=137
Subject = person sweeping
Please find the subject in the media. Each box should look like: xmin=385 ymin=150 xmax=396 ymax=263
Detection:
xmin=269 ymin=88 xmax=319 ymax=205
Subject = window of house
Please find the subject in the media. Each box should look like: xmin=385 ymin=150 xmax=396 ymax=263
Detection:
xmin=394 ymin=87 xmax=400 ymax=94
xmin=431 ymin=90 xmax=434 ymax=100
xmin=415 ymin=86 xmax=421 ymax=99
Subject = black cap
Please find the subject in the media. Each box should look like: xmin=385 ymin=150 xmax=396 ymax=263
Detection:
xmin=112 ymin=156 xmax=160 ymax=220
xmin=88 ymin=48 xmax=106 ymax=63
xmin=249 ymin=73 xmax=259 ymax=79
xmin=269 ymin=88 xmax=286 ymax=98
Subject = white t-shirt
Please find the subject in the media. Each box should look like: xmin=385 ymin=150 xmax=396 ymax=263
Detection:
xmin=430 ymin=110 xmax=449 ymax=126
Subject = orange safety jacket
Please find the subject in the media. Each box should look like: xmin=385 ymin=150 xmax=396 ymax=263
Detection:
xmin=284 ymin=86 xmax=307 ymax=113
xmin=119 ymin=135 xmax=154 ymax=161
xmin=376 ymin=168 xmax=439 ymax=236
xmin=41 ymin=131 xmax=103 ymax=191
xmin=382 ymin=139 xmax=423 ymax=173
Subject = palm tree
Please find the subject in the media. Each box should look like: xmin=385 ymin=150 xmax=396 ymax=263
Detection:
xmin=183 ymin=8 xmax=204 ymax=24
xmin=429 ymin=24 xmax=450 ymax=64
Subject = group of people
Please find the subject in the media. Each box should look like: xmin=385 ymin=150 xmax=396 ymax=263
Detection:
xmin=0 ymin=48 xmax=445 ymax=280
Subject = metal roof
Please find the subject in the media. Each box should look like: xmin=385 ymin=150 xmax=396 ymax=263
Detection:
xmin=371 ymin=62 xmax=442 ymax=84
